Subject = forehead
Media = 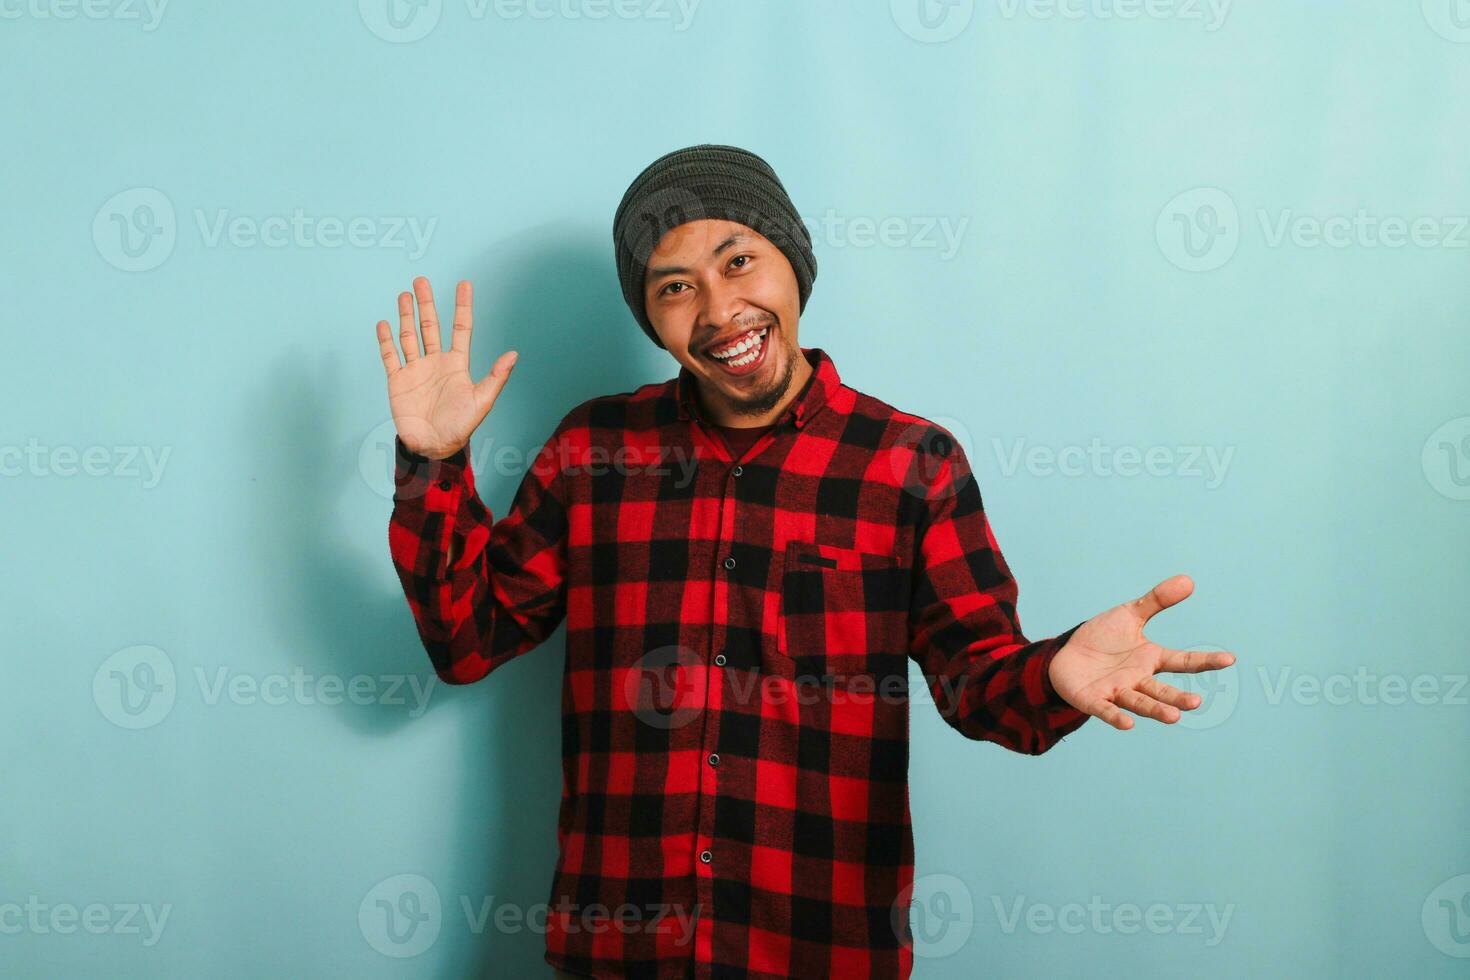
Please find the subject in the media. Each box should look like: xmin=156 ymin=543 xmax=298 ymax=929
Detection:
xmin=648 ymin=218 xmax=770 ymax=263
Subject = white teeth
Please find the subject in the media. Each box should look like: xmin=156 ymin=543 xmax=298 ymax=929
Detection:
xmin=709 ymin=327 xmax=767 ymax=362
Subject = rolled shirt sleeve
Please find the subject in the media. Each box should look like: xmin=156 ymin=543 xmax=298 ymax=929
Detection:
xmin=906 ymin=427 xmax=1091 ymax=753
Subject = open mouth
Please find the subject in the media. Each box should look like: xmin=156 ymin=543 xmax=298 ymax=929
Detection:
xmin=702 ymin=324 xmax=770 ymax=377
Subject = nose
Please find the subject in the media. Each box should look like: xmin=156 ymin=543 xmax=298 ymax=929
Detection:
xmin=696 ymin=273 xmax=745 ymax=336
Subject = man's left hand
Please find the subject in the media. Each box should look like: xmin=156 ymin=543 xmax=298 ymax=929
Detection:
xmin=1048 ymin=574 xmax=1236 ymax=730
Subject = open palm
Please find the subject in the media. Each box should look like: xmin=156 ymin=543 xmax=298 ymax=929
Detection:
xmin=375 ymin=276 xmax=517 ymax=460
xmin=1048 ymin=574 xmax=1236 ymax=730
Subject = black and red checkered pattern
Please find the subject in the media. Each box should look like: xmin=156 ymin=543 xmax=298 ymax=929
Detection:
xmin=388 ymin=347 xmax=1089 ymax=979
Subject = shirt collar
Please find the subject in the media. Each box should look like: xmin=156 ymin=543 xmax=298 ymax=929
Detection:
xmin=675 ymin=346 xmax=840 ymax=430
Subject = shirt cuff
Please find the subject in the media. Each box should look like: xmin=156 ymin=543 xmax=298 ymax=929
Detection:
xmin=392 ymin=436 xmax=472 ymax=505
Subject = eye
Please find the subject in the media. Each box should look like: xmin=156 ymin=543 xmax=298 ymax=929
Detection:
xmin=659 ymin=281 xmax=688 ymax=297
xmin=729 ymin=254 xmax=753 ymax=270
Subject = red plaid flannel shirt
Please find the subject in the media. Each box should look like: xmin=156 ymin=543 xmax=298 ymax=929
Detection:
xmin=389 ymin=347 xmax=1089 ymax=979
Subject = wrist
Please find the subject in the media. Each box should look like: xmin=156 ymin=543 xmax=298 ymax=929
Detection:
xmin=1042 ymin=621 xmax=1086 ymax=705
xmin=393 ymin=436 xmax=470 ymax=501
xmin=398 ymin=439 xmax=466 ymax=463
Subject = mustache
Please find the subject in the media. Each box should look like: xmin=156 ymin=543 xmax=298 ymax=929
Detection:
xmin=696 ymin=311 xmax=776 ymax=350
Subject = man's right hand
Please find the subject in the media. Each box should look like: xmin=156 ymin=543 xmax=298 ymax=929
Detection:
xmin=376 ymin=276 xmax=518 ymax=460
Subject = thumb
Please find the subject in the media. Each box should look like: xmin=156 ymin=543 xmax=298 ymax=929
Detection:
xmin=472 ymin=350 xmax=518 ymax=418
xmin=1131 ymin=573 xmax=1194 ymax=623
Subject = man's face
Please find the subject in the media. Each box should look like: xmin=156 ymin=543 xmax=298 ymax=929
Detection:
xmin=643 ymin=218 xmax=805 ymax=421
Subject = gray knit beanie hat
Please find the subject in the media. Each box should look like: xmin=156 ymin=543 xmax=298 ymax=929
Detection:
xmin=612 ymin=144 xmax=818 ymax=350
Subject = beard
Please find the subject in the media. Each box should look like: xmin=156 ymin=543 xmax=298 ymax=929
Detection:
xmin=714 ymin=311 xmax=799 ymax=419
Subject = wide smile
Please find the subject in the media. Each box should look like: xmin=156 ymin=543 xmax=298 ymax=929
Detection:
xmin=702 ymin=324 xmax=771 ymax=378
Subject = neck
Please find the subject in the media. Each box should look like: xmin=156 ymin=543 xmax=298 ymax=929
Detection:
xmin=696 ymin=349 xmax=814 ymax=428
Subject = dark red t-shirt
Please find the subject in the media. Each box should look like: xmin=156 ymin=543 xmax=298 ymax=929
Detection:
xmin=708 ymin=421 xmax=775 ymax=463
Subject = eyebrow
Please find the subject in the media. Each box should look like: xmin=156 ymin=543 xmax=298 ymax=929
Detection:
xmin=647 ymin=232 xmax=751 ymax=279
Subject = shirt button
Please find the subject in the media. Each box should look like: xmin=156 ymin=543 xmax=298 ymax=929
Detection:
xmin=707 ymin=753 xmax=720 ymax=767
xmin=722 ymin=556 xmax=736 ymax=570
xmin=732 ymin=465 xmax=743 ymax=477
xmin=713 ymin=654 xmax=727 ymax=667
xmin=699 ymin=850 xmax=712 ymax=864
xmin=436 ymin=479 xmax=452 ymax=491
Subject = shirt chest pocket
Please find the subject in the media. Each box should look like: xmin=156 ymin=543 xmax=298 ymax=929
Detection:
xmin=776 ymin=541 xmax=911 ymax=684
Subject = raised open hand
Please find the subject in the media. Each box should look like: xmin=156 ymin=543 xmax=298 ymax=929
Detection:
xmin=1047 ymin=574 xmax=1236 ymax=730
xmin=375 ymin=276 xmax=518 ymax=459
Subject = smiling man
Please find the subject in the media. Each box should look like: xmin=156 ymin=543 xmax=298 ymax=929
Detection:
xmin=376 ymin=144 xmax=1236 ymax=980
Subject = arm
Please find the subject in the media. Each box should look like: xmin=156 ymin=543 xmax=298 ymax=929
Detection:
xmin=906 ymin=428 xmax=1090 ymax=754
xmin=375 ymin=275 xmax=565 ymax=685
xmin=389 ymin=431 xmax=568 ymax=685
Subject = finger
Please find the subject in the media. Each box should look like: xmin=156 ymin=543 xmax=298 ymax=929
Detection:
xmin=450 ymin=279 xmax=474 ymax=356
xmin=1131 ymin=573 xmax=1194 ymax=623
xmin=398 ymin=289 xmax=419 ymax=363
xmin=376 ymin=320 xmax=401 ymax=377
xmin=1087 ymin=698 xmax=1136 ymax=731
xmin=1156 ymin=647 xmax=1236 ymax=674
xmin=1137 ymin=675 xmax=1201 ymax=712
xmin=472 ymin=350 xmax=519 ymax=418
xmin=413 ymin=276 xmax=442 ymax=355
xmin=1115 ymin=687 xmax=1180 ymax=724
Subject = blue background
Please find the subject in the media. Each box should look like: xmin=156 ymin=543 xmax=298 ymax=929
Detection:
xmin=4 ymin=1 xmax=1468 ymax=976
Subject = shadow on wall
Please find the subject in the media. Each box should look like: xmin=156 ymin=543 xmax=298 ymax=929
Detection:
xmin=244 ymin=222 xmax=670 ymax=978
